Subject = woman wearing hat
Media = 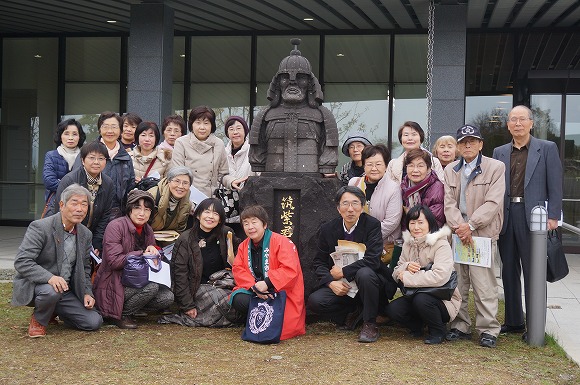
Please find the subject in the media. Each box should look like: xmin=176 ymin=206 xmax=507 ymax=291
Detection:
xmin=222 ymin=116 xmax=255 ymax=235
xmin=93 ymin=189 xmax=174 ymax=329
xmin=339 ymin=131 xmax=372 ymax=184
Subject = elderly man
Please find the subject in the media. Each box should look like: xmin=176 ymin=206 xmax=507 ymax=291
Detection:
xmin=307 ymin=186 xmax=394 ymax=343
xmin=12 ymin=184 xmax=103 ymax=337
xmin=493 ymin=105 xmax=563 ymax=338
xmin=444 ymin=125 xmax=505 ymax=348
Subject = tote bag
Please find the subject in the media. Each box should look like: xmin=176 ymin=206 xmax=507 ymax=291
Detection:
xmin=242 ymin=291 xmax=286 ymax=344
xmin=547 ymin=229 xmax=569 ymax=283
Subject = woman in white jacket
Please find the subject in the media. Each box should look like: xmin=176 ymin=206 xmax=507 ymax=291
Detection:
xmin=387 ymin=205 xmax=461 ymax=345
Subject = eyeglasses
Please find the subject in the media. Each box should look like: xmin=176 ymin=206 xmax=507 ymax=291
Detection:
xmin=508 ymin=117 xmax=531 ymax=123
xmin=170 ymin=179 xmax=191 ymax=187
xmin=132 ymin=206 xmax=152 ymax=214
xmin=459 ymin=138 xmax=480 ymax=146
xmin=364 ymin=162 xmax=385 ymax=169
xmin=228 ymin=126 xmax=244 ymax=132
xmin=339 ymin=201 xmax=362 ymax=208
xmin=85 ymin=156 xmax=106 ymax=163
xmin=348 ymin=144 xmax=365 ymax=151
xmin=406 ymin=163 xmax=428 ymax=169
xmin=164 ymin=128 xmax=182 ymax=134
xmin=101 ymin=124 xmax=120 ymax=131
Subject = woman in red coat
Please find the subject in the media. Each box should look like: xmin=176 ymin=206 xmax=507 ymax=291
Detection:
xmin=230 ymin=205 xmax=306 ymax=341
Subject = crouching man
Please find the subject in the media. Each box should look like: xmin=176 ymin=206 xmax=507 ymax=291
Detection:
xmin=307 ymin=186 xmax=393 ymax=343
xmin=12 ymin=184 xmax=103 ymax=337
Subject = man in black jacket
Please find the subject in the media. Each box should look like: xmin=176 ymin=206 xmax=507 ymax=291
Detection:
xmin=307 ymin=186 xmax=388 ymax=343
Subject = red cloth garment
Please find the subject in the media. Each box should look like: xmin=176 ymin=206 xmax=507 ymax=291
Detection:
xmin=232 ymin=231 xmax=306 ymax=340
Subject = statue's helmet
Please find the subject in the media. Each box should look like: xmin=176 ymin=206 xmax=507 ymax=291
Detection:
xmin=276 ymin=38 xmax=312 ymax=81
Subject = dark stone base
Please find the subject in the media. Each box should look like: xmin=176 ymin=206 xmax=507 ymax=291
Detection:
xmin=239 ymin=174 xmax=343 ymax=297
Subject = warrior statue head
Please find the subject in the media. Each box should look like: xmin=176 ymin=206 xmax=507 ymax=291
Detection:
xmin=266 ymin=39 xmax=324 ymax=108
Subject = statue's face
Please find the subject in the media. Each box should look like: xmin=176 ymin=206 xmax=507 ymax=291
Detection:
xmin=279 ymin=73 xmax=309 ymax=104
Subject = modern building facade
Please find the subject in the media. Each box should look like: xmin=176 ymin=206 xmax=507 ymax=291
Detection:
xmin=1 ymin=1 xmax=579 ymax=247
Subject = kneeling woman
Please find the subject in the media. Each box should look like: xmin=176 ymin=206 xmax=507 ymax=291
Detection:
xmin=93 ymin=190 xmax=174 ymax=329
xmin=170 ymin=198 xmax=240 ymax=322
xmin=230 ymin=206 xmax=306 ymax=340
xmin=387 ymin=205 xmax=460 ymax=344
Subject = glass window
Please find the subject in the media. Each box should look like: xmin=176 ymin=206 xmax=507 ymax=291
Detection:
xmin=465 ymin=95 xmax=513 ymax=156
xmin=1 ymin=38 xmax=59 ymax=220
xmin=190 ymin=36 xmax=251 ymax=141
xmin=64 ymin=37 xmax=121 ymax=141
xmin=323 ymin=35 xmax=390 ymax=169
xmin=563 ymin=94 xmax=580 ymax=248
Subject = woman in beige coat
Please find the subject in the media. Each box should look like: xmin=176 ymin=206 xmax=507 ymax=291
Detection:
xmin=170 ymin=106 xmax=240 ymax=199
xmin=387 ymin=204 xmax=461 ymax=344
xmin=130 ymin=121 xmax=171 ymax=181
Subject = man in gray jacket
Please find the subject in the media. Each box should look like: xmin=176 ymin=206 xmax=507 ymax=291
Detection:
xmin=443 ymin=125 xmax=505 ymax=348
xmin=12 ymin=184 xmax=103 ymax=337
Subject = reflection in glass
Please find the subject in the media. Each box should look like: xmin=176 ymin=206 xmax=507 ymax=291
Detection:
xmin=563 ymin=95 xmax=580 ymax=248
xmin=465 ymin=95 xmax=512 ymax=156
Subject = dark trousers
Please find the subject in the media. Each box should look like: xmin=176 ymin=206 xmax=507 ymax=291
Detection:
xmin=33 ymin=284 xmax=103 ymax=330
xmin=123 ymin=282 xmax=174 ymax=316
xmin=307 ymin=267 xmax=382 ymax=323
xmin=231 ymin=292 xmax=251 ymax=318
xmin=386 ymin=293 xmax=450 ymax=338
xmin=498 ymin=202 xmax=531 ymax=326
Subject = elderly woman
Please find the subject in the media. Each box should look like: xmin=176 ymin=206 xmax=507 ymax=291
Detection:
xmin=43 ymin=118 xmax=86 ymax=213
xmin=169 ymin=198 xmax=241 ymax=323
xmin=74 ymin=111 xmax=135 ymax=219
xmin=93 ymin=190 xmax=174 ymax=329
xmin=46 ymin=141 xmax=114 ymax=255
xmin=158 ymin=114 xmax=187 ymax=150
xmin=130 ymin=121 xmax=171 ymax=182
xmin=401 ymin=148 xmax=446 ymax=229
xmin=230 ymin=205 xmax=306 ymax=341
xmin=339 ymin=130 xmax=372 ymax=184
xmin=349 ymin=144 xmax=402 ymax=266
xmin=387 ymin=205 xmax=460 ymax=344
xmin=432 ymin=135 xmax=458 ymax=168
xmin=170 ymin=106 xmax=239 ymax=198
xmin=386 ymin=121 xmax=444 ymax=183
xmin=147 ymin=166 xmax=193 ymax=233
xmin=121 ymin=112 xmax=142 ymax=151
xmin=222 ymin=116 xmax=255 ymax=232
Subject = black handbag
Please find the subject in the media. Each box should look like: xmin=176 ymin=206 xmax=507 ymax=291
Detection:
xmin=401 ymin=263 xmax=458 ymax=301
xmin=214 ymin=185 xmax=240 ymax=219
xmin=547 ymin=229 xmax=569 ymax=283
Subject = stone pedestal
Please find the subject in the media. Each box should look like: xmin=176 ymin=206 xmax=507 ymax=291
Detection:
xmin=239 ymin=173 xmax=342 ymax=296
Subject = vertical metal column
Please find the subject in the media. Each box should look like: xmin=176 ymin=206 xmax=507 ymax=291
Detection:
xmin=528 ymin=205 xmax=548 ymax=346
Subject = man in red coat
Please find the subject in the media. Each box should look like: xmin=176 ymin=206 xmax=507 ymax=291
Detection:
xmin=230 ymin=205 xmax=306 ymax=341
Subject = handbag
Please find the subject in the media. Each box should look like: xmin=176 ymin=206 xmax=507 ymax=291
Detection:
xmin=40 ymin=192 xmax=55 ymax=219
xmin=242 ymin=291 xmax=286 ymax=344
xmin=214 ymin=185 xmax=240 ymax=219
xmin=547 ymin=229 xmax=569 ymax=283
xmin=401 ymin=263 xmax=458 ymax=301
xmin=208 ymin=269 xmax=235 ymax=290
xmin=121 ymin=254 xmax=162 ymax=289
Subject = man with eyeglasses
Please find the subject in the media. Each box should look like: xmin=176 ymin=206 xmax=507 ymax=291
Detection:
xmin=444 ymin=124 xmax=505 ymax=348
xmin=307 ymin=186 xmax=394 ymax=343
xmin=492 ymin=105 xmax=562 ymax=340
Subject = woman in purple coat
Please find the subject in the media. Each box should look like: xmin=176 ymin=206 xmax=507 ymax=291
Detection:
xmin=42 ymin=119 xmax=86 ymax=210
xmin=93 ymin=190 xmax=173 ymax=329
xmin=401 ymin=148 xmax=445 ymax=230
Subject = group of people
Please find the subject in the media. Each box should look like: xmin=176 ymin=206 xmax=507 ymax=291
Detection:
xmin=13 ymin=105 xmax=561 ymax=348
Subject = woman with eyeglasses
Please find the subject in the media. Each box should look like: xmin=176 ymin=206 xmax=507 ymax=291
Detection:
xmin=158 ymin=115 xmax=187 ymax=150
xmin=349 ymin=144 xmax=403 ymax=270
xmin=146 ymin=166 xmax=193 ymax=233
xmin=42 ymin=118 xmax=86 ymax=215
xmin=339 ymin=131 xmax=372 ymax=184
xmin=168 ymin=197 xmax=241 ymax=326
xmin=401 ymin=148 xmax=446 ymax=230
xmin=46 ymin=141 xmax=114 ymax=257
xmin=93 ymin=190 xmax=174 ymax=329
xmin=74 ymin=111 xmax=135 ymax=219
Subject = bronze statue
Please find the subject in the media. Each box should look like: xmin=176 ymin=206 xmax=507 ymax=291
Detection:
xmin=249 ymin=39 xmax=338 ymax=174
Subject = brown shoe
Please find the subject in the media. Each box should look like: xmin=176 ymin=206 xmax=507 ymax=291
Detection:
xmin=28 ymin=314 xmax=47 ymax=338
xmin=114 ymin=316 xmax=138 ymax=329
xmin=338 ymin=306 xmax=363 ymax=331
xmin=358 ymin=322 xmax=379 ymax=343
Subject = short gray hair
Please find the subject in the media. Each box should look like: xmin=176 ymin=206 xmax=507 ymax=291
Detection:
xmin=61 ymin=183 xmax=91 ymax=205
xmin=167 ymin=166 xmax=193 ymax=183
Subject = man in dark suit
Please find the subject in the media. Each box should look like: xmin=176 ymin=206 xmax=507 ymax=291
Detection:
xmin=12 ymin=184 xmax=103 ymax=337
xmin=492 ymin=105 xmax=563 ymax=336
xmin=307 ymin=186 xmax=391 ymax=343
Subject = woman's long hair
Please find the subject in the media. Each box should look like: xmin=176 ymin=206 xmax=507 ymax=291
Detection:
xmin=191 ymin=197 xmax=226 ymax=242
